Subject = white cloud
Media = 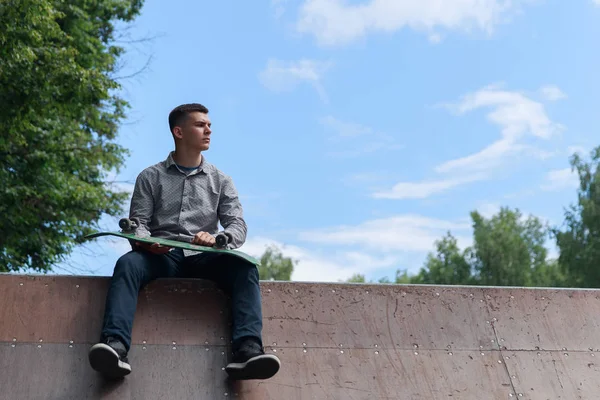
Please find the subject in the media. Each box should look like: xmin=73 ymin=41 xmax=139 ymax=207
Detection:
xmin=371 ymin=84 xmax=564 ymax=200
xmin=271 ymin=0 xmax=288 ymax=19
xmin=540 ymin=167 xmax=579 ymax=192
xmin=474 ymin=202 xmax=548 ymax=223
xmin=539 ymin=85 xmax=566 ymax=101
xmin=320 ymin=115 xmax=403 ymax=157
xmin=593 ymin=0 xmax=600 ymax=6
xmin=346 ymin=172 xmax=393 ymax=184
xmin=321 ymin=115 xmax=374 ymax=137
xmin=327 ymin=142 xmax=403 ymax=158
xmin=436 ymin=84 xmax=564 ymax=175
xmin=236 ymin=214 xmax=478 ymax=282
xmin=428 ymin=33 xmax=442 ymax=44
xmin=295 ymin=0 xmax=533 ymax=46
xmin=476 ymin=202 xmax=501 ymax=219
xmin=372 ymin=173 xmax=485 ymax=199
xmin=287 ymin=214 xmax=476 ymax=280
xmin=239 ymin=236 xmax=399 ymax=282
xmin=447 ymin=84 xmax=560 ymax=139
xmin=258 ymin=58 xmax=332 ymax=102
xmin=288 ymin=248 xmax=399 ymax=282
xmin=567 ymin=145 xmax=588 ymax=156
xmin=298 ymin=214 xmax=471 ymax=253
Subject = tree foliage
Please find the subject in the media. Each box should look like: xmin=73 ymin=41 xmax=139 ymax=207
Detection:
xmin=553 ymin=148 xmax=600 ymax=287
xmin=468 ymin=208 xmax=552 ymax=286
xmin=346 ymin=273 xmax=367 ymax=283
xmin=258 ymin=245 xmax=296 ymax=281
xmin=414 ymin=208 xmax=564 ymax=287
xmin=350 ymin=207 xmax=566 ymax=288
xmin=0 ymin=0 xmax=144 ymax=272
xmin=411 ymin=232 xmax=473 ymax=285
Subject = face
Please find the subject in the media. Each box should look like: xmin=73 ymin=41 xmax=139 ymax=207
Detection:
xmin=173 ymin=111 xmax=212 ymax=151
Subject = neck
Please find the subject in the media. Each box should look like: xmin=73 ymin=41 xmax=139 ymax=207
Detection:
xmin=172 ymin=148 xmax=202 ymax=168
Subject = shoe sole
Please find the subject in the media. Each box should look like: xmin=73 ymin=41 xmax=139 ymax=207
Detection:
xmin=88 ymin=343 xmax=132 ymax=379
xmin=225 ymin=354 xmax=281 ymax=380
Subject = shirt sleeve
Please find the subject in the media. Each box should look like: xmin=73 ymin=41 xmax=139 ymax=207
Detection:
xmin=218 ymin=175 xmax=247 ymax=249
xmin=129 ymin=170 xmax=154 ymax=238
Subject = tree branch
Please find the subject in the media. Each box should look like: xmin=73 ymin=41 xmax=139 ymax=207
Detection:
xmin=112 ymin=54 xmax=153 ymax=81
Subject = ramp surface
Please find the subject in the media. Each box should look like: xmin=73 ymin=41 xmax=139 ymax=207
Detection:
xmin=1 ymin=274 xmax=600 ymax=399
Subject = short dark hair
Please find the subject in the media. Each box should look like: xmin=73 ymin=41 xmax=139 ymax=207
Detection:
xmin=168 ymin=103 xmax=209 ymax=132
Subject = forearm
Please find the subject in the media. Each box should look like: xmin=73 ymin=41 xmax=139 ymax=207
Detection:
xmin=221 ymin=217 xmax=247 ymax=249
xmin=219 ymin=176 xmax=247 ymax=249
xmin=129 ymin=172 xmax=154 ymax=238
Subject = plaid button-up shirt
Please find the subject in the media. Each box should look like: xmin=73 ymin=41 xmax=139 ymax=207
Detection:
xmin=129 ymin=152 xmax=247 ymax=255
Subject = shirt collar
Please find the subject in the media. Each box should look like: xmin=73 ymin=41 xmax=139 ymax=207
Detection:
xmin=165 ymin=151 xmax=207 ymax=173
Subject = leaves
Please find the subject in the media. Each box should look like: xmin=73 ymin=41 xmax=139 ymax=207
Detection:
xmin=411 ymin=208 xmax=565 ymax=287
xmin=412 ymin=232 xmax=473 ymax=285
xmin=0 ymin=0 xmax=143 ymax=272
xmin=258 ymin=245 xmax=296 ymax=281
xmin=348 ymin=207 xmax=566 ymax=288
xmin=468 ymin=208 xmax=551 ymax=286
xmin=553 ymin=147 xmax=600 ymax=287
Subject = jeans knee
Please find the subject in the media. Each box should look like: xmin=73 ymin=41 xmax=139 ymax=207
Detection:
xmin=235 ymin=263 xmax=259 ymax=283
xmin=113 ymin=251 xmax=146 ymax=280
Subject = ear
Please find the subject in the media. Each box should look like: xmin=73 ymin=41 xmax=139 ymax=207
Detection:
xmin=172 ymin=126 xmax=183 ymax=140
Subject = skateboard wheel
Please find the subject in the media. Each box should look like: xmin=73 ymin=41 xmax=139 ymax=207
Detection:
xmin=119 ymin=217 xmax=139 ymax=231
xmin=119 ymin=218 xmax=132 ymax=230
xmin=215 ymin=232 xmax=231 ymax=249
xmin=215 ymin=234 xmax=227 ymax=248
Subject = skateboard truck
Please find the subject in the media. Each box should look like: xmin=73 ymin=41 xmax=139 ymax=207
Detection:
xmin=119 ymin=217 xmax=141 ymax=234
xmin=214 ymin=231 xmax=232 ymax=249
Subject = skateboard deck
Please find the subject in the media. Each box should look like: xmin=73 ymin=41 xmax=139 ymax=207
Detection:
xmin=84 ymin=231 xmax=259 ymax=266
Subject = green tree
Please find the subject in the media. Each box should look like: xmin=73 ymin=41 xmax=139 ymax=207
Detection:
xmin=553 ymin=147 xmax=600 ymax=287
xmin=346 ymin=273 xmax=367 ymax=283
xmin=396 ymin=208 xmax=565 ymax=287
xmin=532 ymin=259 xmax=566 ymax=288
xmin=258 ymin=245 xmax=296 ymax=281
xmin=469 ymin=208 xmax=551 ymax=286
xmin=394 ymin=269 xmax=413 ymax=284
xmin=412 ymin=232 xmax=472 ymax=285
xmin=345 ymin=272 xmax=409 ymax=284
xmin=0 ymin=0 xmax=144 ymax=272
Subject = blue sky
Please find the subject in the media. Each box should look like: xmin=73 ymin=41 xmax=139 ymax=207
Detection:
xmin=56 ymin=0 xmax=600 ymax=282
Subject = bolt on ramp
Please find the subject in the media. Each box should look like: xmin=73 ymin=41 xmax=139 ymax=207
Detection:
xmin=1 ymin=274 xmax=599 ymax=399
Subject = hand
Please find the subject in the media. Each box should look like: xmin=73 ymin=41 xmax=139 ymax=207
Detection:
xmin=192 ymin=231 xmax=215 ymax=247
xmin=134 ymin=241 xmax=171 ymax=255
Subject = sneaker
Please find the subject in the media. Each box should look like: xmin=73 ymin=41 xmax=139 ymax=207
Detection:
xmin=88 ymin=336 xmax=132 ymax=379
xmin=225 ymin=338 xmax=281 ymax=380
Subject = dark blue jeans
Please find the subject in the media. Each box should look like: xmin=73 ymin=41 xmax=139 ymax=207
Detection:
xmin=100 ymin=248 xmax=263 ymax=352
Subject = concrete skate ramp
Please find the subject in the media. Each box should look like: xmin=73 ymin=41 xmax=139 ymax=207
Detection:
xmin=1 ymin=275 xmax=600 ymax=400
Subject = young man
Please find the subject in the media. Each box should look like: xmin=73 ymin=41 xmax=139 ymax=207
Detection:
xmin=88 ymin=103 xmax=280 ymax=380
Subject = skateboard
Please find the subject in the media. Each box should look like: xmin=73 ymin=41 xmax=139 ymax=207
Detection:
xmin=84 ymin=218 xmax=259 ymax=266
